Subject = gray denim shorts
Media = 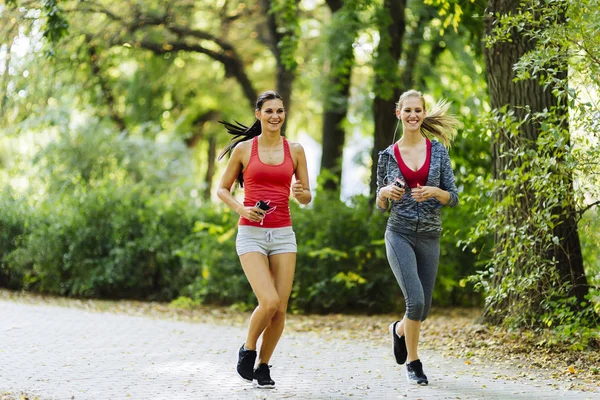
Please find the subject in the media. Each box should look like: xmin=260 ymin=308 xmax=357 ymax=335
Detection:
xmin=236 ymin=226 xmax=297 ymax=256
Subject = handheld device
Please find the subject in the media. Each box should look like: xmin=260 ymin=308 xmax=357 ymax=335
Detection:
xmin=255 ymin=200 xmax=271 ymax=211
xmin=394 ymin=178 xmax=411 ymax=193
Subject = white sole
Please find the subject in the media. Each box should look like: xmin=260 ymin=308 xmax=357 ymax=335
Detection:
xmin=406 ymin=372 xmax=428 ymax=386
xmin=253 ymin=381 xmax=275 ymax=389
xmin=237 ymin=371 xmax=252 ymax=383
xmin=406 ymin=376 xmax=428 ymax=386
xmin=388 ymin=322 xmax=396 ymax=362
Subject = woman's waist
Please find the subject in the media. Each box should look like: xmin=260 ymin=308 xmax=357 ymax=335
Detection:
xmin=238 ymin=225 xmax=294 ymax=234
xmin=243 ymin=196 xmax=291 ymax=209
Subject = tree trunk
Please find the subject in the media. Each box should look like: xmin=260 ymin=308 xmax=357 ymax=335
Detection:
xmin=257 ymin=0 xmax=299 ymax=134
xmin=0 ymin=25 xmax=17 ymax=120
xmin=483 ymin=0 xmax=590 ymax=314
xmin=321 ymin=98 xmax=349 ymax=192
xmin=369 ymin=0 xmax=406 ymax=197
xmin=204 ymin=133 xmax=217 ymax=201
xmin=319 ymin=0 xmax=358 ymax=193
xmin=85 ymin=35 xmax=126 ymax=132
xmin=277 ymin=67 xmax=295 ymax=135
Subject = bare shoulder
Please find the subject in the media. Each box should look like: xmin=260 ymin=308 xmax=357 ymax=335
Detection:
xmin=231 ymin=140 xmax=252 ymax=158
xmin=286 ymin=140 xmax=305 ymax=155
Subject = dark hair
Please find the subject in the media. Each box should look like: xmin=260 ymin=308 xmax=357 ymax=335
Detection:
xmin=218 ymin=90 xmax=284 ymax=187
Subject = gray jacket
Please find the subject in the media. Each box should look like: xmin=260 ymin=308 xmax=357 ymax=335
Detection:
xmin=376 ymin=140 xmax=459 ymax=233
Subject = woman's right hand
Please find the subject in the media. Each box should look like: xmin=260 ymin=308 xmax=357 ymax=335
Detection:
xmin=381 ymin=184 xmax=405 ymax=201
xmin=238 ymin=205 xmax=266 ymax=223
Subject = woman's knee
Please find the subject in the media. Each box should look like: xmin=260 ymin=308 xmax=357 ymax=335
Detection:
xmin=259 ymin=295 xmax=281 ymax=315
xmin=406 ymin=300 xmax=425 ymax=321
xmin=270 ymin=308 xmax=287 ymax=323
xmin=420 ymin=303 xmax=432 ymax=321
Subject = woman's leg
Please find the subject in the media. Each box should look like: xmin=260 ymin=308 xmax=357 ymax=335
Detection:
xmin=394 ymin=236 xmax=440 ymax=362
xmin=257 ymin=252 xmax=296 ymax=364
xmin=385 ymin=231 xmax=425 ymax=362
xmin=403 ymin=318 xmax=421 ymax=362
xmin=239 ymin=252 xmax=280 ymax=350
xmin=415 ymin=236 xmax=440 ymax=322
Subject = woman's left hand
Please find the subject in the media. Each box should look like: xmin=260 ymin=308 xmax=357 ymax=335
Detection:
xmin=292 ymin=181 xmax=305 ymax=199
xmin=412 ymin=184 xmax=438 ymax=202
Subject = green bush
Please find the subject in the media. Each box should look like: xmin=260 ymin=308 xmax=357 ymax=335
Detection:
xmin=0 ymin=121 xmax=483 ymax=312
xmin=0 ymin=187 xmax=483 ymax=312
xmin=0 ymin=188 xmax=30 ymax=289
xmin=5 ymin=181 xmax=201 ymax=300
xmin=174 ymin=203 xmax=252 ymax=306
xmin=290 ymin=193 xmax=394 ymax=313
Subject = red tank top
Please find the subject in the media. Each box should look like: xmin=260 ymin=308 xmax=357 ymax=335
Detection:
xmin=394 ymin=139 xmax=431 ymax=188
xmin=239 ymin=136 xmax=295 ymax=227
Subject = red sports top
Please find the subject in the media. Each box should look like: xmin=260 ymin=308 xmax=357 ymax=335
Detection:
xmin=394 ymin=139 xmax=431 ymax=188
xmin=239 ymin=136 xmax=295 ymax=227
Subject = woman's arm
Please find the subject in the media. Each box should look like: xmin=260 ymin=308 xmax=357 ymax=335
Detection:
xmin=216 ymin=143 xmax=265 ymax=223
xmin=438 ymin=146 xmax=459 ymax=207
xmin=375 ymin=151 xmax=404 ymax=212
xmin=291 ymin=143 xmax=312 ymax=205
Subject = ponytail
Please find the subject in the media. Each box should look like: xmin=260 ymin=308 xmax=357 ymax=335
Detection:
xmin=217 ymin=119 xmax=261 ymax=161
xmin=217 ymin=119 xmax=262 ymax=188
xmin=420 ymin=99 xmax=459 ymax=148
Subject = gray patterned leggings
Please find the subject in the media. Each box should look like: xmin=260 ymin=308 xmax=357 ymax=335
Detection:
xmin=384 ymin=229 xmax=440 ymax=321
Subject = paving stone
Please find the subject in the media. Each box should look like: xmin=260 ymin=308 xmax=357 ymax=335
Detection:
xmin=1 ymin=300 xmax=598 ymax=400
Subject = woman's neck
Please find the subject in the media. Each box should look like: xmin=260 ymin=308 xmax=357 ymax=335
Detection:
xmin=398 ymin=132 xmax=425 ymax=148
xmin=258 ymin=132 xmax=282 ymax=147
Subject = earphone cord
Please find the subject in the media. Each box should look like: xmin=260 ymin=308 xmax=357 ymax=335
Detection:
xmin=385 ymin=120 xmax=401 ymax=185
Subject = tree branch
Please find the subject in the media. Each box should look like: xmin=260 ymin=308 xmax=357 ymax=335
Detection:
xmin=84 ymin=34 xmax=126 ymax=132
xmin=579 ymin=200 xmax=600 ymax=217
xmin=75 ymin=3 xmax=257 ymax=106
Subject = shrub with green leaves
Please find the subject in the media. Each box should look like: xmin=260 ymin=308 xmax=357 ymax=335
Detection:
xmin=0 ymin=118 xmax=484 ymax=312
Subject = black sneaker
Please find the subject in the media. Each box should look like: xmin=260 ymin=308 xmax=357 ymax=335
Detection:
xmin=406 ymin=359 xmax=428 ymax=386
xmin=389 ymin=321 xmax=408 ymax=365
xmin=237 ymin=344 xmax=256 ymax=382
xmin=253 ymin=363 xmax=275 ymax=389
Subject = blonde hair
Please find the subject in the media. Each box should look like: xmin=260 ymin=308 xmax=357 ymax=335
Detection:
xmin=396 ymin=90 xmax=459 ymax=148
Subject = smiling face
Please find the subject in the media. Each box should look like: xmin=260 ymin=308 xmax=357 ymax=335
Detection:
xmin=255 ymin=99 xmax=286 ymax=134
xmin=397 ymin=96 xmax=426 ymax=133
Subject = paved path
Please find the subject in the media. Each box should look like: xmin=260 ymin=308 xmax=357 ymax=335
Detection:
xmin=1 ymin=300 xmax=598 ymax=400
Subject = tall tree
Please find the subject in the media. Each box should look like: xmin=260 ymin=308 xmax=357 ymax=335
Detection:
xmin=481 ymin=0 xmax=595 ymax=325
xmin=319 ymin=0 xmax=363 ymax=192
xmin=257 ymin=0 xmax=300 ymax=126
xmin=369 ymin=0 xmax=406 ymax=197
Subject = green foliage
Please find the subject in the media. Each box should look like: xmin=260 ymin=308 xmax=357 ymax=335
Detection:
xmin=1 ymin=122 xmax=200 ymax=299
xmin=5 ymin=1 xmax=68 ymax=48
xmin=173 ymin=205 xmax=251 ymax=306
xmin=466 ymin=0 xmax=600 ymax=338
xmin=31 ymin=120 xmax=191 ymax=193
xmin=538 ymin=292 xmax=600 ymax=350
xmin=0 ymin=183 xmax=481 ymax=312
xmin=291 ymin=194 xmax=393 ymax=313
xmin=580 ymin=211 xmax=600 ymax=288
xmin=6 ymin=182 xmax=199 ymax=299
xmin=269 ymin=0 xmax=300 ymax=72
xmin=0 ymin=189 xmax=29 ymax=289
xmin=371 ymin=5 xmax=398 ymax=100
xmin=322 ymin=0 xmax=371 ymax=111
xmin=466 ymin=108 xmax=600 ymax=330
xmin=41 ymin=0 xmax=69 ymax=47
xmin=424 ymin=0 xmax=464 ymax=33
